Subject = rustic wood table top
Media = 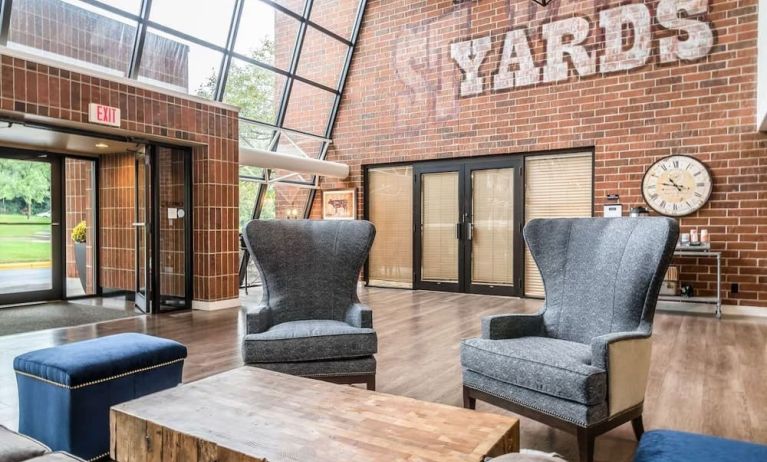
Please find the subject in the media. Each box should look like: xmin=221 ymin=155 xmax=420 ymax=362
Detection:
xmin=110 ymin=366 xmax=519 ymax=462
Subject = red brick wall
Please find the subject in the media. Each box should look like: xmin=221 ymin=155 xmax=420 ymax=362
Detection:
xmin=99 ymin=152 xmax=135 ymax=292
xmin=316 ymin=0 xmax=767 ymax=307
xmin=0 ymin=55 xmax=240 ymax=302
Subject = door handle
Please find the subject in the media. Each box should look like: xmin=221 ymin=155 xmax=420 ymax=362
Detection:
xmin=466 ymin=222 xmax=473 ymax=241
xmin=456 ymin=223 xmax=463 ymax=240
xmin=132 ymin=222 xmax=145 ymax=227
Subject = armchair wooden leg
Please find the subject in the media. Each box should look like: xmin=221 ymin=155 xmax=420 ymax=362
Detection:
xmin=462 ymin=386 xmax=477 ymax=410
xmin=576 ymin=428 xmax=595 ymax=462
xmin=631 ymin=415 xmax=645 ymax=440
xmin=366 ymin=375 xmax=376 ymax=391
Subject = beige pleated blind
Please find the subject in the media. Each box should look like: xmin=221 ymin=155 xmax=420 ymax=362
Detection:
xmin=368 ymin=166 xmax=413 ymax=288
xmin=471 ymin=168 xmax=515 ymax=286
xmin=421 ymin=172 xmax=459 ymax=283
xmin=524 ymin=153 xmax=593 ymax=297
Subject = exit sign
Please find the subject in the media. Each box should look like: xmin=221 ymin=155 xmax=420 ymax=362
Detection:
xmin=88 ymin=103 xmax=121 ymax=127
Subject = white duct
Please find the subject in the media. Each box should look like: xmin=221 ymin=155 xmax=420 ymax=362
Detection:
xmin=239 ymin=147 xmax=349 ymax=179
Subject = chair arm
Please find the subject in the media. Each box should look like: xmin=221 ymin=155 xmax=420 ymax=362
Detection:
xmin=481 ymin=313 xmax=543 ymax=340
xmin=243 ymin=304 xmax=273 ymax=334
xmin=345 ymin=303 xmax=373 ymax=329
xmin=591 ymin=331 xmax=653 ymax=417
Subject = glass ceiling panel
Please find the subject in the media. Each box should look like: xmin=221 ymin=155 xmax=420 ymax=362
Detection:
xmin=283 ymin=80 xmax=335 ymax=136
xmin=296 ymin=27 xmax=349 ymax=90
xmin=309 ymin=0 xmax=361 ymax=40
xmin=98 ymin=0 xmax=142 ymax=15
xmin=240 ymin=121 xmax=276 ymax=150
xmin=235 ymin=0 xmax=300 ymax=71
xmin=259 ymin=183 xmax=311 ymax=220
xmin=269 ymin=0 xmax=307 ymax=16
xmin=139 ymin=27 xmax=224 ymax=98
xmin=149 ymin=0 xmax=237 ymax=47
xmin=8 ymin=0 xmax=138 ymax=77
xmin=224 ymin=59 xmax=287 ymax=124
xmin=274 ymin=132 xmax=325 ymax=159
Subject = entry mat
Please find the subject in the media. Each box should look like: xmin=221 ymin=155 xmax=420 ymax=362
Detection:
xmin=0 ymin=302 xmax=142 ymax=336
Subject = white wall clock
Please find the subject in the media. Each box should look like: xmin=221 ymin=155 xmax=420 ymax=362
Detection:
xmin=641 ymin=155 xmax=713 ymax=217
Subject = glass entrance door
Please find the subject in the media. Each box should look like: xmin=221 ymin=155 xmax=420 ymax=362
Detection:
xmin=134 ymin=145 xmax=192 ymax=313
xmin=0 ymin=153 xmax=62 ymax=305
xmin=414 ymin=158 xmax=522 ymax=296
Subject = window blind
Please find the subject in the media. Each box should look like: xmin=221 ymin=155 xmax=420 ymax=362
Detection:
xmin=368 ymin=166 xmax=413 ymax=288
xmin=524 ymin=153 xmax=593 ymax=297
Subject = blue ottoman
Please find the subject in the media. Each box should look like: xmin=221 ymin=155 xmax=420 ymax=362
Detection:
xmin=14 ymin=333 xmax=187 ymax=461
xmin=635 ymin=430 xmax=767 ymax=462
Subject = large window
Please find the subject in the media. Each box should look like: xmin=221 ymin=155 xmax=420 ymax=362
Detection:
xmin=0 ymin=0 xmax=365 ymax=167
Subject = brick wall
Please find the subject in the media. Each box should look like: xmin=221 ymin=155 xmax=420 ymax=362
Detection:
xmin=64 ymin=157 xmax=95 ymax=293
xmin=0 ymin=55 xmax=240 ymax=302
xmin=99 ymin=152 xmax=135 ymax=292
xmin=315 ymin=0 xmax=767 ymax=307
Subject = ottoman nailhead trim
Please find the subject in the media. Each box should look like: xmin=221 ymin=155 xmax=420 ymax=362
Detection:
xmin=14 ymin=357 xmax=185 ymax=390
xmin=88 ymin=452 xmax=109 ymax=461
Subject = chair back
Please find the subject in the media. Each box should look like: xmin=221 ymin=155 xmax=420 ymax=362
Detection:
xmin=244 ymin=219 xmax=375 ymax=325
xmin=524 ymin=217 xmax=679 ymax=344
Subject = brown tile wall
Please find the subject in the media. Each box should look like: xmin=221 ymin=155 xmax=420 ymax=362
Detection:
xmin=0 ymin=55 xmax=240 ymax=302
xmin=64 ymin=157 xmax=95 ymax=293
xmin=99 ymin=152 xmax=135 ymax=292
xmin=313 ymin=0 xmax=767 ymax=307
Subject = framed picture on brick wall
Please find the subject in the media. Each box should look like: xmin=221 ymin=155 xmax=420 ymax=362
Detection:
xmin=322 ymin=188 xmax=357 ymax=220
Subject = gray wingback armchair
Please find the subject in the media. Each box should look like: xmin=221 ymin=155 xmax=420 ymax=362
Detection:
xmin=461 ymin=217 xmax=679 ymax=462
xmin=242 ymin=219 xmax=377 ymax=390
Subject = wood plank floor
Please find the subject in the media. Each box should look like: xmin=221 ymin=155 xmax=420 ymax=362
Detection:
xmin=1 ymin=287 xmax=765 ymax=462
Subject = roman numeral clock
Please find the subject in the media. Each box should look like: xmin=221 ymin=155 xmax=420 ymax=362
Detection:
xmin=641 ymin=155 xmax=713 ymax=217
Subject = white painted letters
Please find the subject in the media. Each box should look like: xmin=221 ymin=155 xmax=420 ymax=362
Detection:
xmin=599 ymin=4 xmax=651 ymax=73
xmin=446 ymin=1 xmax=715 ymax=97
xmin=543 ymin=16 xmax=596 ymax=83
xmin=658 ymin=0 xmax=714 ymax=62
xmin=451 ymin=36 xmax=493 ymax=96
xmin=494 ymin=29 xmax=539 ymax=90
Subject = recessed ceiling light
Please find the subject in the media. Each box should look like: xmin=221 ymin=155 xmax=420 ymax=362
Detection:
xmin=95 ymin=142 xmax=110 ymax=149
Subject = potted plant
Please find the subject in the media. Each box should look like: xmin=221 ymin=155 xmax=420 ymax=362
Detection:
xmin=71 ymin=220 xmax=87 ymax=291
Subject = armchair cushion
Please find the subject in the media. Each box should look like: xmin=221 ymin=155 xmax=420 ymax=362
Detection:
xmin=243 ymin=320 xmax=377 ymax=364
xmin=461 ymin=337 xmax=606 ymax=406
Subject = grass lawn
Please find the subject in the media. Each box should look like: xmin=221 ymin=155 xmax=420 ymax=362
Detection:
xmin=0 ymin=214 xmax=52 ymax=264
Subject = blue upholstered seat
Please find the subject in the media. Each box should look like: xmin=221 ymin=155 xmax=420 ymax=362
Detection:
xmin=14 ymin=333 xmax=187 ymax=461
xmin=634 ymin=430 xmax=767 ymax=462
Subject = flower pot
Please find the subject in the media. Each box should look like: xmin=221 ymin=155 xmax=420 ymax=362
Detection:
xmin=74 ymin=241 xmax=87 ymax=291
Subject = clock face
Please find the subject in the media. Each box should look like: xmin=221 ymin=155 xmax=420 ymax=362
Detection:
xmin=642 ymin=155 xmax=712 ymax=217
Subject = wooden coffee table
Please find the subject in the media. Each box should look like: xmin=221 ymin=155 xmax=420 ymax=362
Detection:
xmin=110 ymin=367 xmax=519 ymax=462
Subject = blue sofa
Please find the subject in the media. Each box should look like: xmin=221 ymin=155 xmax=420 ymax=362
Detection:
xmin=635 ymin=430 xmax=767 ymax=462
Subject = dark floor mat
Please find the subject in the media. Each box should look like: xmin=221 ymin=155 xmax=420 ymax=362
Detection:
xmin=0 ymin=302 xmax=142 ymax=336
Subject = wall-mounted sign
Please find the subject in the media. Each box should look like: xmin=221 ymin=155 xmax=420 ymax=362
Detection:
xmin=88 ymin=103 xmax=121 ymax=128
xmin=450 ymin=0 xmax=714 ymax=97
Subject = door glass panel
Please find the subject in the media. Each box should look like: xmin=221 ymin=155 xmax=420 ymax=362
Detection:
xmin=0 ymin=157 xmax=53 ymax=295
xmin=471 ymin=168 xmax=515 ymax=287
xmin=420 ymin=172 xmax=458 ymax=283
xmin=65 ymin=158 xmax=97 ymax=297
xmin=157 ymin=148 xmax=188 ymax=310
xmin=135 ymin=152 xmax=148 ymax=306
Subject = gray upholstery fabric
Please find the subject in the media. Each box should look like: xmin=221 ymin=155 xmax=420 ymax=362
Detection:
xmin=0 ymin=425 xmax=50 ymax=462
xmin=462 ymin=337 xmax=606 ymax=405
xmin=244 ymin=220 xmax=376 ymax=325
xmin=243 ymin=320 xmax=377 ymax=363
xmin=463 ymin=369 xmax=608 ymax=427
xmin=462 ymin=217 xmax=679 ymax=426
xmin=250 ymin=356 xmax=376 ymax=377
xmin=524 ymin=217 xmax=678 ymax=344
xmin=241 ymin=220 xmax=378 ymax=376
